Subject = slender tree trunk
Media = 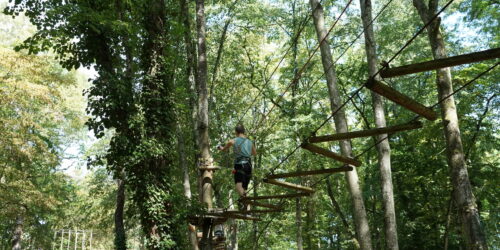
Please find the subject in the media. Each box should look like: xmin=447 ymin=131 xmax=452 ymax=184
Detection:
xmin=296 ymin=198 xmax=303 ymax=250
xmin=196 ymin=0 xmax=214 ymax=249
xmin=115 ymin=176 xmax=126 ymax=250
xmin=228 ymin=192 xmax=238 ymax=250
xmin=359 ymin=0 xmax=398 ymax=249
xmin=412 ymin=1 xmax=488 ymax=249
xmin=177 ymin=124 xmax=199 ymax=250
xmin=309 ymin=1 xmax=372 ymax=249
xmin=11 ymin=215 xmax=23 ymax=250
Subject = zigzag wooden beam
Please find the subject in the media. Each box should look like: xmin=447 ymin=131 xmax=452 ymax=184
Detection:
xmin=309 ymin=121 xmax=422 ymax=143
xmin=241 ymin=193 xmax=311 ymax=201
xmin=266 ymin=166 xmax=353 ymax=179
xmin=301 ymin=143 xmax=362 ymax=166
xmin=366 ymin=79 xmax=438 ymax=121
xmin=380 ymin=48 xmax=500 ymax=78
xmin=263 ymin=179 xmax=315 ymax=193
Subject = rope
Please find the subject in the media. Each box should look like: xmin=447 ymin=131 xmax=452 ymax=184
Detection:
xmin=309 ymin=60 xmax=498 ymax=188
xmin=250 ymin=0 xmax=394 ymax=141
xmin=221 ymin=0 xmax=357 ymax=212
xmin=248 ymin=0 xmax=356 ymax=135
xmin=234 ymin=0 xmax=325 ymax=126
xmin=223 ymin=0 xmax=454 ymax=215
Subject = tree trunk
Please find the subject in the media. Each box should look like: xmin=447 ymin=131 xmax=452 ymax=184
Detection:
xmin=196 ymin=0 xmax=214 ymax=249
xmin=359 ymin=0 xmax=398 ymax=249
xmin=177 ymin=124 xmax=199 ymax=250
xmin=296 ymin=198 xmax=303 ymax=250
xmin=228 ymin=192 xmax=238 ymax=250
xmin=11 ymin=215 xmax=23 ymax=250
xmin=412 ymin=1 xmax=488 ymax=249
xmin=309 ymin=1 xmax=372 ymax=249
xmin=115 ymin=177 xmax=126 ymax=250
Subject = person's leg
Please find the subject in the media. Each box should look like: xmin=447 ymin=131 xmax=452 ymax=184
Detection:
xmin=235 ymin=182 xmax=246 ymax=197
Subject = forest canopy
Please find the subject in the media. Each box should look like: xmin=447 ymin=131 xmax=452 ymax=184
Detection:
xmin=0 ymin=0 xmax=498 ymax=249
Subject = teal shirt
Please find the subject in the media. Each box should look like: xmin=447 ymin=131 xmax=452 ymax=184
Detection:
xmin=233 ymin=137 xmax=252 ymax=164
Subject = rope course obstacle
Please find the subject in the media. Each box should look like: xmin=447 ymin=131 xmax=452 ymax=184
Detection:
xmin=191 ymin=0 xmax=499 ymax=246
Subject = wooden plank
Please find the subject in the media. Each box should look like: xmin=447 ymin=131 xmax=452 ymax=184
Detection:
xmin=242 ymin=200 xmax=282 ymax=210
xmin=267 ymin=166 xmax=353 ymax=179
xmin=309 ymin=121 xmax=423 ymax=143
xmin=301 ymin=143 xmax=362 ymax=166
xmin=241 ymin=193 xmax=311 ymax=200
xmin=381 ymin=48 xmax=500 ymax=78
xmin=366 ymin=79 xmax=438 ymax=121
xmin=223 ymin=209 xmax=282 ymax=214
xmin=198 ymin=166 xmax=221 ymax=171
xmin=263 ymin=179 xmax=315 ymax=193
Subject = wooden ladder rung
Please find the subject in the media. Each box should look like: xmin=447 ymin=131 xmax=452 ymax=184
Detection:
xmin=263 ymin=179 xmax=315 ymax=193
xmin=267 ymin=166 xmax=353 ymax=179
xmin=242 ymin=200 xmax=282 ymax=210
xmin=309 ymin=121 xmax=422 ymax=143
xmin=301 ymin=143 xmax=361 ymax=167
xmin=241 ymin=193 xmax=311 ymax=200
xmin=366 ymin=79 xmax=438 ymax=121
xmin=380 ymin=48 xmax=500 ymax=78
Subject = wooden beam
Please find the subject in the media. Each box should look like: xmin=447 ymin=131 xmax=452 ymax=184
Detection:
xmin=242 ymin=200 xmax=282 ymax=210
xmin=263 ymin=179 xmax=315 ymax=193
xmin=366 ymin=79 xmax=438 ymax=121
xmin=267 ymin=166 xmax=352 ymax=179
xmin=198 ymin=166 xmax=221 ymax=171
xmin=301 ymin=143 xmax=362 ymax=166
xmin=224 ymin=213 xmax=261 ymax=221
xmin=241 ymin=193 xmax=311 ymax=200
xmin=309 ymin=121 xmax=423 ymax=143
xmin=381 ymin=48 xmax=500 ymax=78
xmin=223 ymin=209 xmax=282 ymax=214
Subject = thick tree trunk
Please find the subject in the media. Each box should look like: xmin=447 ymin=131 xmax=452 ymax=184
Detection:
xmin=196 ymin=0 xmax=214 ymax=249
xmin=412 ymin=1 xmax=488 ymax=249
xmin=11 ymin=215 xmax=23 ymax=250
xmin=309 ymin=1 xmax=372 ymax=249
xmin=115 ymin=177 xmax=126 ymax=250
xmin=359 ymin=0 xmax=398 ymax=249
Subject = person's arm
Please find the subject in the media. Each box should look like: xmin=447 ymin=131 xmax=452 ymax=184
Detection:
xmin=218 ymin=139 xmax=234 ymax=152
xmin=251 ymin=142 xmax=257 ymax=156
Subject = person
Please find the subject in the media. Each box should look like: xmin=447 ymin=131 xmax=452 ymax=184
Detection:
xmin=218 ymin=124 xmax=257 ymax=207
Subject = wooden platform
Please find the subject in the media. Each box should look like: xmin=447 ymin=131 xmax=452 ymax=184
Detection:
xmin=266 ymin=166 xmax=352 ymax=179
xmin=301 ymin=143 xmax=361 ymax=166
xmin=308 ymin=121 xmax=422 ymax=143
xmin=380 ymin=48 xmax=500 ymax=78
xmin=263 ymin=179 xmax=315 ymax=193
xmin=366 ymin=79 xmax=438 ymax=121
xmin=241 ymin=192 xmax=311 ymax=200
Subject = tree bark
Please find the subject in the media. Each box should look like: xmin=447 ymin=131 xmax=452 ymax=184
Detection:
xmin=11 ymin=215 xmax=23 ymax=250
xmin=115 ymin=177 xmax=126 ymax=250
xmin=296 ymin=198 xmax=303 ymax=250
xmin=196 ymin=0 xmax=214 ymax=249
xmin=412 ymin=1 xmax=488 ymax=249
xmin=309 ymin=1 xmax=372 ymax=249
xmin=359 ymin=0 xmax=398 ymax=249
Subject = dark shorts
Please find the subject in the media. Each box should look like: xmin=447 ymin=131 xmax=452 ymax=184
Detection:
xmin=234 ymin=162 xmax=252 ymax=189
